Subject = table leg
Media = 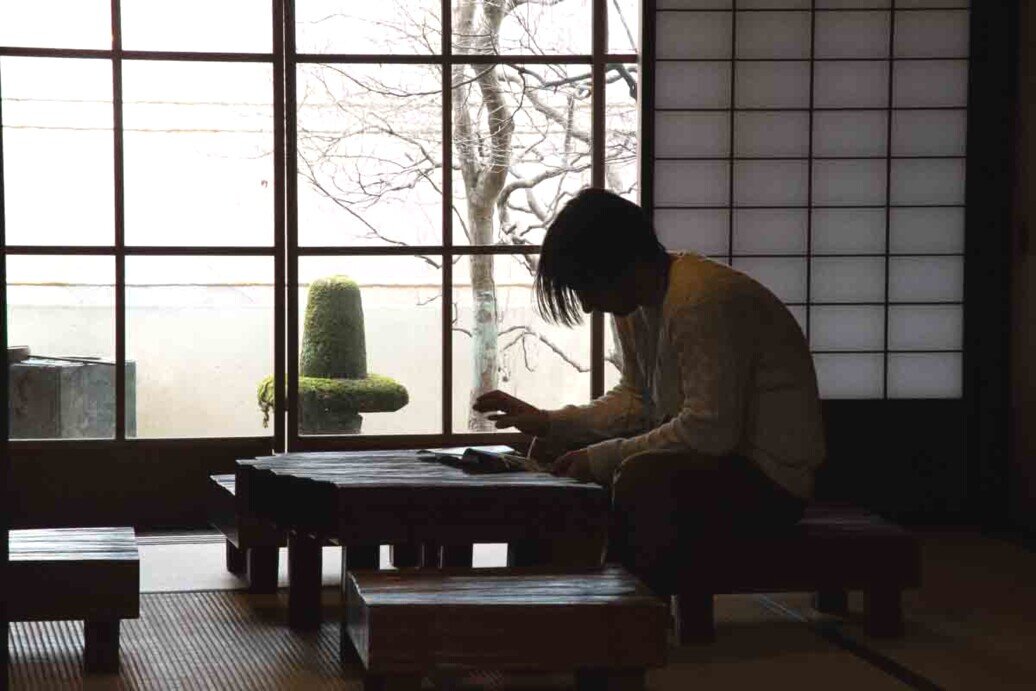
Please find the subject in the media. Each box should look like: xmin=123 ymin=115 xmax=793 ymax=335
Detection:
xmin=422 ymin=541 xmax=443 ymax=568
xmin=247 ymin=545 xmax=279 ymax=594
xmin=225 ymin=539 xmax=246 ymax=575
xmin=507 ymin=540 xmax=549 ymax=567
xmin=576 ymin=668 xmax=645 ymax=691
xmin=389 ymin=544 xmax=421 ymax=568
xmin=440 ymin=544 xmax=473 ymax=567
xmin=363 ymin=673 xmax=423 ymax=691
xmin=288 ymin=532 xmax=323 ymax=630
xmin=83 ymin=620 xmax=120 ymax=673
xmin=343 ymin=544 xmax=380 ymax=571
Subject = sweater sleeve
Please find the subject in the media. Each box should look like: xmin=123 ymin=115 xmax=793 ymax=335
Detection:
xmin=543 ymin=314 xmax=647 ymax=449
xmin=584 ymin=295 xmax=753 ymax=484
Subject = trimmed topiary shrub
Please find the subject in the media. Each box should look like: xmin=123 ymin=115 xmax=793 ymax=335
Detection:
xmin=258 ymin=275 xmax=409 ymax=434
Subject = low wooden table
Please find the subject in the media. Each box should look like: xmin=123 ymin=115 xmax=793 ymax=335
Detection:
xmin=236 ymin=451 xmax=610 ymax=629
xmin=344 ymin=565 xmax=668 ymax=691
xmin=9 ymin=527 xmax=140 ymax=673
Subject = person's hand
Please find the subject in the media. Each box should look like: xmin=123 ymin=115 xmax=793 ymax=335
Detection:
xmin=551 ymin=448 xmax=594 ymax=483
xmin=472 ymin=390 xmax=550 ymax=436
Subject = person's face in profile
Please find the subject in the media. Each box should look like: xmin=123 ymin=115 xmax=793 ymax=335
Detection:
xmin=574 ymin=269 xmax=639 ymax=317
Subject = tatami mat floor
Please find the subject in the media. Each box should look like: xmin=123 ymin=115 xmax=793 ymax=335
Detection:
xmin=10 ymin=531 xmax=1036 ymax=690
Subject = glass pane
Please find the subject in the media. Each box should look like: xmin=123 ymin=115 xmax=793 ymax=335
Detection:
xmin=658 ymin=112 xmax=730 ymax=158
xmin=813 ymin=353 xmax=884 ymax=399
xmin=122 ymin=61 xmax=274 ymax=247
xmin=656 ymin=61 xmax=731 ymax=109
xmin=810 ymin=306 xmax=884 ymax=351
xmin=811 ymin=257 xmax=885 ymax=302
xmin=815 ymin=61 xmax=889 ymax=109
xmin=814 ymin=11 xmax=890 ymax=59
xmin=735 ymin=111 xmax=809 ymax=158
xmin=734 ymin=161 xmax=809 ymax=207
xmin=298 ymin=256 xmax=440 ymax=436
xmin=812 ymin=208 xmax=886 ymax=255
xmin=897 ymin=0 xmax=968 ymax=6
xmin=658 ymin=0 xmax=731 ymax=7
xmin=735 ymin=61 xmax=811 ymax=109
xmin=0 ymin=1 xmax=110 ymax=50
xmin=126 ymin=257 xmax=273 ymax=438
xmin=730 ymin=258 xmax=807 ymax=303
xmin=888 ymin=353 xmax=961 ymax=398
xmin=609 ymin=0 xmax=640 ymax=54
xmin=812 ymin=160 xmax=887 ymax=206
xmin=893 ymin=60 xmax=968 ymax=108
xmin=605 ymin=315 xmax=623 ymax=392
xmin=452 ymin=63 xmax=591 ymax=245
xmin=121 ymin=0 xmax=270 ymax=53
xmin=889 ymin=207 xmax=964 ymax=254
xmin=736 ymin=11 xmax=811 ymax=60
xmin=733 ymin=209 xmax=807 ymax=254
xmin=2 ymin=57 xmax=113 ymax=246
xmin=813 ymin=111 xmax=888 ymax=157
xmin=890 ymin=159 xmax=966 ymax=206
xmin=296 ymin=0 xmax=441 ymax=54
xmin=606 ymin=63 xmax=639 ymax=200
xmin=892 ymin=110 xmax=967 ymax=157
xmin=894 ymin=10 xmax=970 ymax=59
xmin=454 ymin=253 xmax=590 ymax=432
xmin=297 ymin=64 xmax=442 ymax=247
xmin=741 ymin=0 xmax=810 ymax=7
xmin=818 ymin=0 xmax=890 ymax=6
xmin=7 ymin=255 xmax=116 ymax=439
xmin=656 ymin=161 xmax=730 ymax=207
xmin=452 ymin=0 xmax=590 ymax=55
xmin=656 ymin=209 xmax=729 ymax=254
xmin=889 ymin=257 xmax=963 ymax=302
xmin=658 ymin=11 xmax=731 ymax=59
xmin=889 ymin=305 xmax=962 ymax=351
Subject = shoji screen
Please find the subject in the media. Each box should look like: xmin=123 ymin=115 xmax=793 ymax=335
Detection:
xmin=652 ymin=0 xmax=969 ymax=400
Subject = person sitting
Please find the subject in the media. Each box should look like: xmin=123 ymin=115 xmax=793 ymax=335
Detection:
xmin=473 ymin=188 xmax=826 ymax=590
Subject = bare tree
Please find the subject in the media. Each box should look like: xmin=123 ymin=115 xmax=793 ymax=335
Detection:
xmin=297 ymin=0 xmax=638 ymax=430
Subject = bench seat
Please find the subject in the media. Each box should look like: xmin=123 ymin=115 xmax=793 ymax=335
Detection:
xmin=9 ymin=527 xmax=139 ymax=673
xmin=671 ymin=503 xmax=921 ymax=643
xmin=344 ymin=565 xmax=668 ymax=691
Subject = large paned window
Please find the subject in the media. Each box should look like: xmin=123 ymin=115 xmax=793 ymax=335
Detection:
xmin=652 ymin=0 xmax=969 ymax=400
xmin=1 ymin=1 xmax=640 ymax=445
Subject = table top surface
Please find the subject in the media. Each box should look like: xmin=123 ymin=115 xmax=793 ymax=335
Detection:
xmin=237 ymin=450 xmax=603 ymax=491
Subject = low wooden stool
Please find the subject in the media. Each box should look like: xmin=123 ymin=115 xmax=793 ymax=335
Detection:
xmin=344 ymin=565 xmax=668 ymax=691
xmin=9 ymin=527 xmax=140 ymax=673
xmin=671 ymin=503 xmax=921 ymax=643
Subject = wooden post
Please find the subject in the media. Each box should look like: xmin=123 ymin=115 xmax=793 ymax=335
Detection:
xmin=389 ymin=544 xmax=421 ymax=568
xmin=288 ymin=532 xmax=322 ymax=630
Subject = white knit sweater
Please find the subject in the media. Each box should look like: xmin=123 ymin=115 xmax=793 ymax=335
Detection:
xmin=545 ymin=253 xmax=826 ymax=499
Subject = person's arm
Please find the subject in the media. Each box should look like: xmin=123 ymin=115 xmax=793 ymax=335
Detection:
xmin=582 ymin=295 xmax=753 ymax=485
xmin=540 ymin=314 xmax=647 ymax=449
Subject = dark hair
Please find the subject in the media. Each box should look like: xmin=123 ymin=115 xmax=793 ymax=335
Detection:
xmin=535 ymin=188 xmax=665 ymax=325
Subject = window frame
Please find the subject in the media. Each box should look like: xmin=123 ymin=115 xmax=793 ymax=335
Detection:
xmin=0 ymin=0 xmax=644 ymax=451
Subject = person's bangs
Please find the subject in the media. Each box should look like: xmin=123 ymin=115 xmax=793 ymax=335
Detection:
xmin=534 ymin=270 xmax=585 ymax=326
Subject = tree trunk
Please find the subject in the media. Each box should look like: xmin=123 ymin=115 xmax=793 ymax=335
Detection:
xmin=468 ymin=205 xmax=498 ymax=431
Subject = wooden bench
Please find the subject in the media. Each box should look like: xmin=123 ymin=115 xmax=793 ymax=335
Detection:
xmin=209 ymin=473 xmax=286 ymax=593
xmin=8 ymin=527 xmax=140 ymax=673
xmin=671 ymin=503 xmax=921 ymax=643
xmin=344 ymin=565 xmax=668 ymax=691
